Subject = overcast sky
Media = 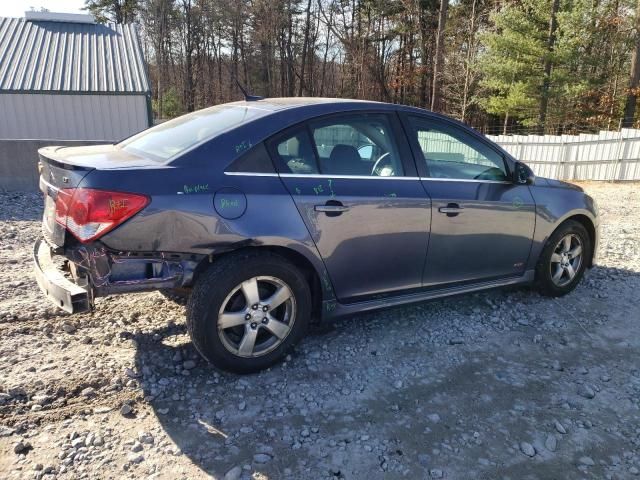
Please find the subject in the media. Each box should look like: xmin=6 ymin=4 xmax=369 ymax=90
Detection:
xmin=0 ymin=0 xmax=87 ymax=18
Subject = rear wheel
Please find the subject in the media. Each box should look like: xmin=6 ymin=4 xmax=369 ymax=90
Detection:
xmin=536 ymin=220 xmax=591 ymax=297
xmin=187 ymin=252 xmax=311 ymax=373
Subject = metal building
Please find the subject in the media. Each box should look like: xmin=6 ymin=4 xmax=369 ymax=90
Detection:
xmin=0 ymin=12 xmax=151 ymax=142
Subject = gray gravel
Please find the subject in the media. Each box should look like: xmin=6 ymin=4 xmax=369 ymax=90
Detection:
xmin=1 ymin=182 xmax=640 ymax=479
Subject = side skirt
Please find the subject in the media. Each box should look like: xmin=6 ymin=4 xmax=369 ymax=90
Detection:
xmin=322 ymin=270 xmax=535 ymax=320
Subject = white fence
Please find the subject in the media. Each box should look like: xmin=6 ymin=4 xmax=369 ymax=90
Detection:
xmin=489 ymin=129 xmax=640 ymax=181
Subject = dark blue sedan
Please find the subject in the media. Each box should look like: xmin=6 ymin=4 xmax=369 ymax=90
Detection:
xmin=34 ymin=98 xmax=599 ymax=372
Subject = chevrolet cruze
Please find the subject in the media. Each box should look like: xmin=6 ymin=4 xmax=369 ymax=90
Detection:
xmin=34 ymin=98 xmax=599 ymax=373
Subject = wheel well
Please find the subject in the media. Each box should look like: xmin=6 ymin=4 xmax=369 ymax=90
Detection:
xmin=195 ymin=246 xmax=324 ymax=324
xmin=563 ymin=214 xmax=596 ymax=267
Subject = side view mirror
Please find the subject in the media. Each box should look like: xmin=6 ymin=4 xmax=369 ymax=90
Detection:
xmin=514 ymin=161 xmax=535 ymax=185
xmin=357 ymin=144 xmax=374 ymax=160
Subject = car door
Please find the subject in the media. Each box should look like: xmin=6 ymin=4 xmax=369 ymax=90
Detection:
xmin=401 ymin=114 xmax=536 ymax=287
xmin=268 ymin=112 xmax=431 ymax=302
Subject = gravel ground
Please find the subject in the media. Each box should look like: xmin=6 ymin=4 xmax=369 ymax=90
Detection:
xmin=0 ymin=182 xmax=639 ymax=480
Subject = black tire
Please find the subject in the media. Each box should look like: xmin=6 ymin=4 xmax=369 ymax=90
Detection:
xmin=536 ymin=220 xmax=591 ymax=297
xmin=186 ymin=251 xmax=311 ymax=373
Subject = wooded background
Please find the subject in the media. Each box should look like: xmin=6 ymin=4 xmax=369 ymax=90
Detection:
xmin=84 ymin=0 xmax=640 ymax=135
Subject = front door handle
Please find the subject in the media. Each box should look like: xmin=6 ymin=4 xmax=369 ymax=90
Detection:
xmin=315 ymin=200 xmax=349 ymax=216
xmin=438 ymin=203 xmax=464 ymax=217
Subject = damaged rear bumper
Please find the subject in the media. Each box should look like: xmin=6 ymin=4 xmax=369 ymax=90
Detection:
xmin=34 ymin=238 xmax=200 ymax=314
xmin=34 ymin=238 xmax=91 ymax=313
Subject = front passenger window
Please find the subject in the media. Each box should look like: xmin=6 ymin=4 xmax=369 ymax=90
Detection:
xmin=409 ymin=117 xmax=508 ymax=181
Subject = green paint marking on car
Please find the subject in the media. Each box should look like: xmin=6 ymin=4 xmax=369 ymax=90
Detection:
xmin=235 ymin=140 xmax=252 ymax=153
xmin=219 ymin=198 xmax=240 ymax=209
xmin=183 ymin=184 xmax=209 ymax=194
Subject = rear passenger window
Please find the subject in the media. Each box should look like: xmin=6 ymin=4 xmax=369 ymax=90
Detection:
xmin=275 ymin=130 xmax=319 ymax=174
xmin=226 ymin=143 xmax=275 ymax=173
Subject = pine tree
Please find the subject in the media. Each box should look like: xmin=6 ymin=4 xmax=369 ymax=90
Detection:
xmin=478 ymin=0 xmax=553 ymax=133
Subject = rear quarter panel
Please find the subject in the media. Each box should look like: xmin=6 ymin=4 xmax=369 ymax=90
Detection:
xmin=79 ymin=165 xmax=337 ymax=305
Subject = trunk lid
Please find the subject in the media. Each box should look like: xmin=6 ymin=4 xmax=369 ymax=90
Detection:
xmin=39 ymin=144 xmax=158 ymax=170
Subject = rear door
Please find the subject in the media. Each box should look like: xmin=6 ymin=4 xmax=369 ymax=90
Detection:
xmin=401 ymin=114 xmax=536 ymax=286
xmin=268 ymin=112 xmax=431 ymax=302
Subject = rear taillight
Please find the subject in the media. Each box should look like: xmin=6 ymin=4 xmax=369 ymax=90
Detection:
xmin=55 ymin=188 xmax=149 ymax=243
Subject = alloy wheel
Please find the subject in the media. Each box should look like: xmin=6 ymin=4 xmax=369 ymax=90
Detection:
xmin=549 ymin=233 xmax=583 ymax=287
xmin=217 ymin=276 xmax=296 ymax=358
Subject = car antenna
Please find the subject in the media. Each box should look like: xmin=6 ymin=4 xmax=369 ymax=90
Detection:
xmin=235 ymin=79 xmax=263 ymax=102
xmin=226 ymin=65 xmax=263 ymax=101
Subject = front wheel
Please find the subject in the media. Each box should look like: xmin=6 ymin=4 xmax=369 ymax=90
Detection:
xmin=186 ymin=252 xmax=311 ymax=373
xmin=536 ymin=220 xmax=591 ymax=297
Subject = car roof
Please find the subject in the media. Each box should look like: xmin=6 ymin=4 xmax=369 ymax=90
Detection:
xmin=172 ymin=97 xmax=504 ymax=167
xmin=227 ymin=97 xmax=389 ymax=110
xmin=222 ymin=97 xmax=463 ymax=125
xmin=223 ymin=96 xmax=435 ymax=117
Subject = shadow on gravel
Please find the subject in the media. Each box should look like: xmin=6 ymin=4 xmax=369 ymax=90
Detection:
xmin=131 ymin=265 xmax=640 ymax=479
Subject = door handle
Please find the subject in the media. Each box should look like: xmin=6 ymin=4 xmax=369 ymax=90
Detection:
xmin=315 ymin=201 xmax=349 ymax=216
xmin=315 ymin=205 xmax=349 ymax=212
xmin=438 ymin=203 xmax=464 ymax=217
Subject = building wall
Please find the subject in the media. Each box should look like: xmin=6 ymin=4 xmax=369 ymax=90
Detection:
xmin=0 ymin=139 xmax=103 ymax=191
xmin=0 ymin=93 xmax=149 ymax=142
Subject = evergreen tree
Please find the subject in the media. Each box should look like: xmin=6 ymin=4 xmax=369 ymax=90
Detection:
xmin=478 ymin=0 xmax=555 ymax=132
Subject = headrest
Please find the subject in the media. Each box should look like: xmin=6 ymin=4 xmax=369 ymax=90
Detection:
xmin=329 ymin=144 xmax=361 ymax=164
xmin=285 ymin=136 xmax=301 ymax=157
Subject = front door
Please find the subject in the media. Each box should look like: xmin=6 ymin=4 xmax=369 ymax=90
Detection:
xmin=403 ymin=114 xmax=536 ymax=287
xmin=268 ymin=113 xmax=431 ymax=302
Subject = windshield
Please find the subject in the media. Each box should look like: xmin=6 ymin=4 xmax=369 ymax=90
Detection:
xmin=119 ymin=105 xmax=263 ymax=161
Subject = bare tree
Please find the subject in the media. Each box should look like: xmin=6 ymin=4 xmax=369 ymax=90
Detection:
xmin=129 ymin=0 xmax=640 ymax=136
xmin=431 ymin=0 xmax=448 ymax=112
xmin=538 ymin=0 xmax=560 ymax=133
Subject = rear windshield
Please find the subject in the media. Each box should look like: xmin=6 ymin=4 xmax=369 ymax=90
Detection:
xmin=119 ymin=105 xmax=263 ymax=161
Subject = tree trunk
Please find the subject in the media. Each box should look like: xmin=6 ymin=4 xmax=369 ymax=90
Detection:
xmin=285 ymin=5 xmax=295 ymax=97
xmin=298 ymin=0 xmax=313 ymax=96
xmin=418 ymin=4 xmax=430 ymax=108
xmin=461 ymin=0 xmax=477 ymax=122
xmin=319 ymin=2 xmax=333 ymax=97
xmin=538 ymin=0 xmax=560 ymax=134
xmin=157 ymin=73 xmax=163 ymax=118
xmin=431 ymin=0 xmax=448 ymax=112
xmin=239 ymin=20 xmax=249 ymax=89
xmin=217 ymin=38 xmax=223 ymax=104
xmin=622 ymin=0 xmax=640 ymax=128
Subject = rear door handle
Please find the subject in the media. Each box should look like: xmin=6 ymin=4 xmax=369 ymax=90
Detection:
xmin=314 ymin=205 xmax=349 ymax=213
xmin=315 ymin=201 xmax=349 ymax=216
xmin=438 ymin=203 xmax=464 ymax=216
